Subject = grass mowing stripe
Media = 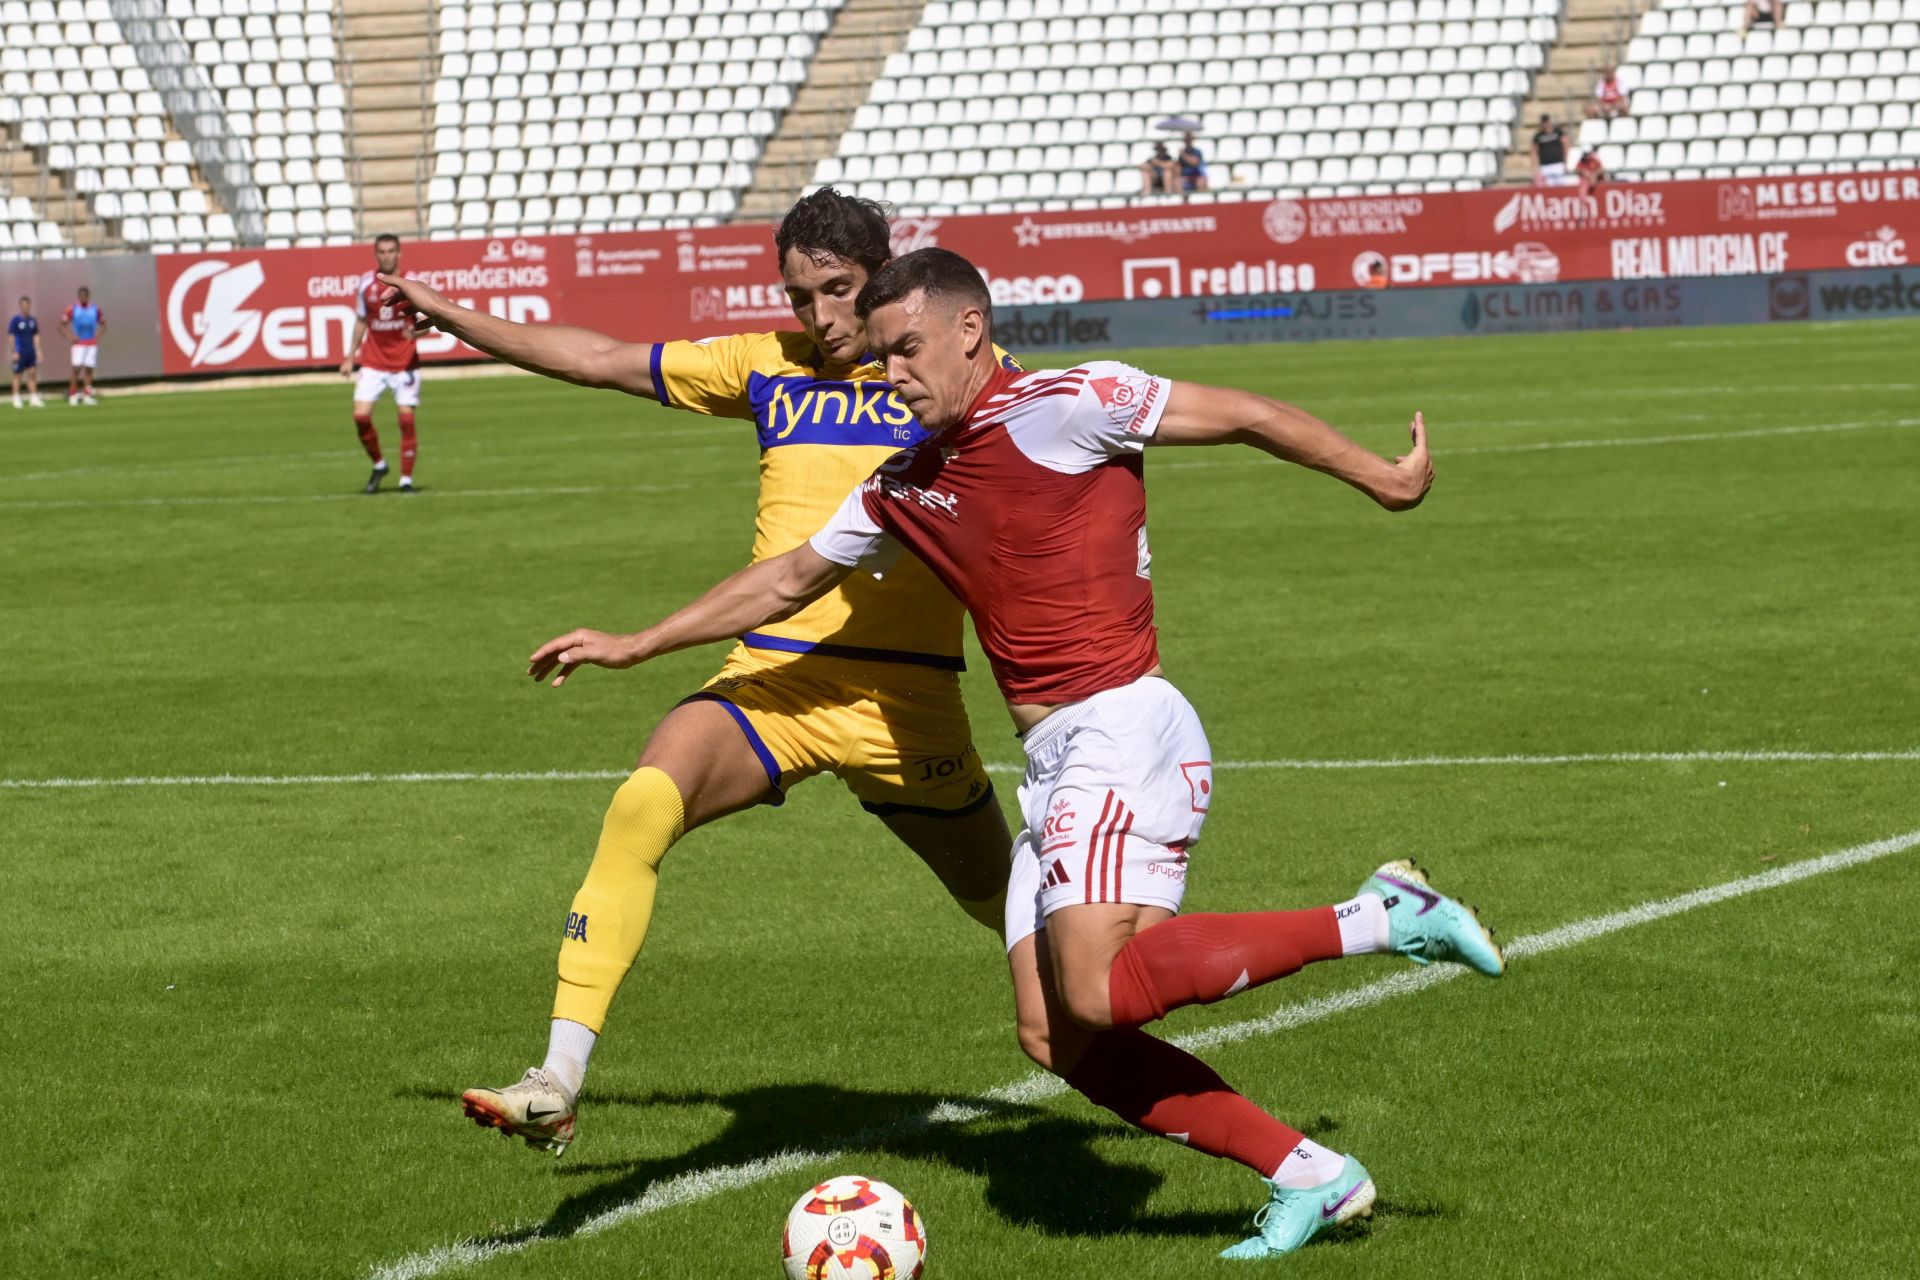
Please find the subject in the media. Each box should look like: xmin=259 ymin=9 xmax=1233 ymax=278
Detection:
xmin=8 ymin=750 xmax=1917 ymax=791
xmin=365 ymin=825 xmax=1920 ymax=1280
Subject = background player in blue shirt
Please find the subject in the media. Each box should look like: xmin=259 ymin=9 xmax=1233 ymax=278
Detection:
xmin=9 ymin=295 xmax=44 ymax=409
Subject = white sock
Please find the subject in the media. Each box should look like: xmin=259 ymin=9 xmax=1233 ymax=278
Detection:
xmin=1334 ymin=894 xmax=1391 ymax=955
xmin=372 ymin=460 xmax=389 ymax=472
xmin=1272 ymin=1137 xmax=1348 ymax=1189
xmin=542 ymin=1018 xmax=597 ymax=1099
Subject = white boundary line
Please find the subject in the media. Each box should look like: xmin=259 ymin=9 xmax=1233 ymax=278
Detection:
xmin=367 ymin=824 xmax=1920 ymax=1280
xmin=7 ymin=749 xmax=1917 ymax=792
xmin=8 ymin=418 xmax=1913 ymax=509
xmin=1158 ymin=417 xmax=1919 ymax=471
xmin=0 ymin=483 xmax=699 ymax=512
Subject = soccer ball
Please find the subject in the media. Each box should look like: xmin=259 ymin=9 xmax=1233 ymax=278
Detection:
xmin=780 ymin=1174 xmax=927 ymax=1279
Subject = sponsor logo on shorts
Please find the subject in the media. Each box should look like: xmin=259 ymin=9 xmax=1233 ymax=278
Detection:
xmin=1040 ymin=798 xmax=1076 ymax=854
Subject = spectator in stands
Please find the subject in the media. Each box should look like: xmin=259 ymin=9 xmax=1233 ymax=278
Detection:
xmin=1362 ymin=260 xmax=1389 ymax=290
xmin=1588 ymin=66 xmax=1630 ymax=119
xmin=1744 ymin=0 xmax=1783 ymax=31
xmin=1178 ymin=133 xmax=1210 ymax=193
xmin=1575 ymin=149 xmax=1607 ymax=196
xmin=1140 ymin=142 xmax=1178 ymax=196
xmin=1532 ymin=115 xmax=1571 ymax=187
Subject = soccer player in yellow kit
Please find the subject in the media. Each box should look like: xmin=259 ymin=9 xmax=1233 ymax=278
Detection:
xmin=379 ymin=191 xmax=1020 ymax=1154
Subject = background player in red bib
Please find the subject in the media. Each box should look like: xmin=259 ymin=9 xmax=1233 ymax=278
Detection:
xmin=339 ymin=234 xmax=421 ymax=493
xmin=526 ymin=248 xmax=1506 ymax=1260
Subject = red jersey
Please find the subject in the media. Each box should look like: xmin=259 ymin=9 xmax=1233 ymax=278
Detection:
xmin=354 ymin=272 xmax=419 ymax=372
xmin=811 ymin=360 xmax=1172 ymax=704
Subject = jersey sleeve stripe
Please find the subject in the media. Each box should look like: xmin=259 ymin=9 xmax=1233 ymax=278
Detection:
xmin=648 ymin=342 xmax=670 ymax=405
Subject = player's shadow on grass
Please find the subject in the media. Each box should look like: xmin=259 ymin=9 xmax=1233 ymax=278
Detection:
xmin=420 ymin=1080 xmax=1252 ymax=1244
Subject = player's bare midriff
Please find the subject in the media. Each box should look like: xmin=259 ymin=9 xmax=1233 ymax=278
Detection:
xmin=1008 ymin=662 xmax=1166 ymax=736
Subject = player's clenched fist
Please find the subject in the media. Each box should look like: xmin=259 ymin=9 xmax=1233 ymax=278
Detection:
xmin=528 ymin=629 xmax=642 ymax=687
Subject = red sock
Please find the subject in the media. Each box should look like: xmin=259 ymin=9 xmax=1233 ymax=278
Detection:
xmin=355 ymin=411 xmax=383 ymax=464
xmin=1107 ymin=909 xmax=1341 ymax=1027
xmin=1066 ymin=1029 xmax=1303 ymax=1177
xmin=397 ymin=408 xmax=417 ymax=479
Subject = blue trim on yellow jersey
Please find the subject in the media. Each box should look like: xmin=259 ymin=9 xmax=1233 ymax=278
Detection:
xmin=746 ymin=371 xmax=928 ymax=451
xmin=679 ymin=692 xmax=786 ymax=803
xmin=648 ymin=343 xmax=669 ymax=406
xmin=740 ymin=631 xmax=966 ymax=672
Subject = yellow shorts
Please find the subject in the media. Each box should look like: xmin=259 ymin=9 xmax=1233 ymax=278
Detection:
xmin=684 ymin=642 xmax=996 ymax=817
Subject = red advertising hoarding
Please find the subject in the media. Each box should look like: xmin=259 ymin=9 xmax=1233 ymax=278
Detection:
xmin=154 ymin=170 xmax=1920 ymax=374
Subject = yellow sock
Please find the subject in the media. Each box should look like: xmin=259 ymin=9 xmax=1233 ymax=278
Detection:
xmin=552 ymin=766 xmax=686 ymax=1032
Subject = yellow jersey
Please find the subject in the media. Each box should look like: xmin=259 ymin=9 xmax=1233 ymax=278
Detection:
xmin=648 ymin=330 xmax=1020 ymax=670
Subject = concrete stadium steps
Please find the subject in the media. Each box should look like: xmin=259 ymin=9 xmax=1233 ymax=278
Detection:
xmin=340 ymin=0 xmax=435 ymax=236
xmin=0 ymin=124 xmax=113 ymax=252
xmin=740 ymin=0 xmax=924 ymax=220
xmin=1502 ymin=0 xmax=1632 ymax=180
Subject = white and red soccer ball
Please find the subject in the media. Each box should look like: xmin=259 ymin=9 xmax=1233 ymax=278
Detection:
xmin=780 ymin=1175 xmax=926 ymax=1279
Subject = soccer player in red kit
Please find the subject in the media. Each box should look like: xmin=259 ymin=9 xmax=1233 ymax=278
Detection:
xmin=339 ymin=234 xmax=421 ymax=493
xmin=525 ymin=248 xmax=1506 ymax=1259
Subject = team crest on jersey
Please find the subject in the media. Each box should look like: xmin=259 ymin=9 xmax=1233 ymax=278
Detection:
xmin=1089 ymin=374 xmax=1160 ymax=433
xmin=1179 ymin=761 xmax=1213 ymax=814
xmin=865 ymin=446 xmax=961 ymax=519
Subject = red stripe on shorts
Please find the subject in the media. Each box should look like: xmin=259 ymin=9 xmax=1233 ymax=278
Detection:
xmin=1109 ymin=804 xmax=1134 ymax=901
xmin=1085 ymin=789 xmax=1116 ymax=903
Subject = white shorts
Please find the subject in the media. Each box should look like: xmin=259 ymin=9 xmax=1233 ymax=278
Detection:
xmin=1004 ymin=675 xmax=1213 ymax=950
xmin=354 ymin=367 xmax=421 ymax=407
xmin=1536 ymin=162 xmax=1569 ymax=185
xmin=71 ymin=344 xmax=98 ymax=369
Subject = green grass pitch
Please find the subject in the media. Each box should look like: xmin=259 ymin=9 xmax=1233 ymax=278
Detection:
xmin=4 ymin=319 xmax=1918 ymax=1278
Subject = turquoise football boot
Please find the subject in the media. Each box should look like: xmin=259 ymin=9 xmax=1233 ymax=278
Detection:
xmin=1219 ymin=1156 xmax=1376 ymax=1259
xmin=1361 ymin=858 xmax=1505 ymax=975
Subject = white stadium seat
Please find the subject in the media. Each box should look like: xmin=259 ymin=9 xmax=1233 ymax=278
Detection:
xmin=1611 ymin=0 xmax=1920 ymax=181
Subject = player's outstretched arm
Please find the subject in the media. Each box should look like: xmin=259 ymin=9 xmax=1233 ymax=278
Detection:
xmin=527 ymin=545 xmax=854 ymax=688
xmin=1151 ymin=382 xmax=1432 ymax=511
xmin=376 ymin=272 xmax=658 ymax=399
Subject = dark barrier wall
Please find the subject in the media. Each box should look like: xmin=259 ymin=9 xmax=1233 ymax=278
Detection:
xmin=3 ymin=254 xmax=1916 ymax=384
xmin=992 ymin=266 xmax=1920 ymax=352
xmin=0 ymin=255 xmax=162 ymax=383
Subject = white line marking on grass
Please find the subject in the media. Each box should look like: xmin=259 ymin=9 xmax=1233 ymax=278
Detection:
xmin=1158 ymin=418 xmax=1920 ymax=472
xmin=1445 ymin=418 xmax=1920 ymax=457
xmin=9 ymin=749 xmax=1917 ymax=792
xmin=365 ymin=825 xmax=1920 ymax=1279
xmin=0 ymin=483 xmax=700 ymax=512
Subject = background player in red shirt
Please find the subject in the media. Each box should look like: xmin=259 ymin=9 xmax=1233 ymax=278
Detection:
xmin=339 ymin=234 xmax=421 ymax=493
xmin=524 ymin=249 xmax=1505 ymax=1259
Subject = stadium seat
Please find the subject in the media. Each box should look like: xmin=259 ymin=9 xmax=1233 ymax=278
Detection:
xmin=1612 ymin=0 xmax=1920 ymax=180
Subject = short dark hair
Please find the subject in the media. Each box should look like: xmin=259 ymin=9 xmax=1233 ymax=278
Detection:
xmin=774 ymin=188 xmax=893 ymax=275
xmin=76 ymin=285 xmax=89 ymax=295
xmin=374 ymin=233 xmax=401 ymax=248
xmin=855 ymin=248 xmax=991 ymax=325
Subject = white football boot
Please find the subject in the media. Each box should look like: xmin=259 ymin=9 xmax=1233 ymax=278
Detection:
xmin=460 ymin=1067 xmax=577 ymax=1155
